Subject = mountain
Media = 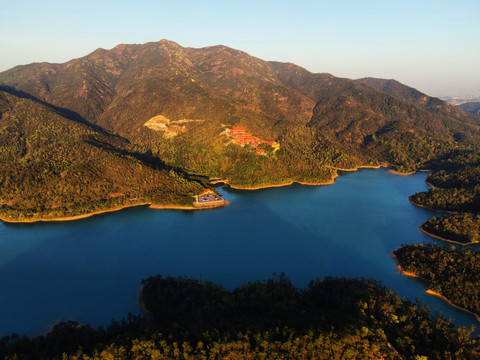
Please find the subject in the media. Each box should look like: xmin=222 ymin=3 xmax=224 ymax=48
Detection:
xmin=457 ymin=101 xmax=480 ymax=117
xmin=0 ymin=86 xmax=203 ymax=221
xmin=1 ymin=39 xmax=480 ymax=200
xmin=357 ymin=78 xmax=477 ymax=122
xmin=0 ymin=40 xmax=316 ymax=138
xmin=1 ymin=40 xmax=477 ymax=137
xmin=309 ymin=77 xmax=480 ymax=170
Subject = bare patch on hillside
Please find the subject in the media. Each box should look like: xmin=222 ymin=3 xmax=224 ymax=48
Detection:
xmin=144 ymin=115 xmax=204 ymax=139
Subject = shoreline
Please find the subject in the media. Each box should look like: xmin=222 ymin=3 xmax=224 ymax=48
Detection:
xmin=211 ymin=172 xmax=339 ymax=191
xmin=205 ymin=164 xmax=418 ymax=191
xmin=0 ymin=202 xmax=151 ymax=224
xmin=392 ymin=253 xmax=425 ymax=279
xmin=214 ymin=164 xmax=429 ymax=190
xmin=1 ymin=165 xmax=422 ymax=223
xmin=330 ymin=164 xmax=415 ymax=176
xmin=425 ymin=289 xmax=480 ymax=323
xmin=408 ymin=197 xmax=460 ymax=214
xmin=396 ymin=264 xmax=421 ymax=278
xmin=137 ymin=285 xmax=152 ymax=317
xmin=419 ymin=226 xmax=475 ymax=246
xmin=388 ymin=169 xmax=415 ymax=176
xmin=392 ymin=252 xmax=480 ymax=323
xmin=226 ymin=175 xmax=338 ymax=191
xmin=148 ymin=204 xmax=195 ymax=210
xmin=0 ymin=200 xmax=228 ymax=224
xmin=328 ymin=165 xmax=383 ymax=172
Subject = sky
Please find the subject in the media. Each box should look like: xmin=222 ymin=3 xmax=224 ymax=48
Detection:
xmin=1 ymin=0 xmax=479 ymax=97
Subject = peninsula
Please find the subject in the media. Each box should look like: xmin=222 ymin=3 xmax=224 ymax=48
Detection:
xmin=393 ymin=244 xmax=480 ymax=322
xmin=408 ymin=150 xmax=480 ymax=245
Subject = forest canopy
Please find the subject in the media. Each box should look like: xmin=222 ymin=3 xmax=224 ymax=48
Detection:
xmin=1 ymin=275 xmax=479 ymax=360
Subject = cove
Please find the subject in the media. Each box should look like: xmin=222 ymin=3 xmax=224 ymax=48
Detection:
xmin=0 ymin=168 xmax=477 ymax=337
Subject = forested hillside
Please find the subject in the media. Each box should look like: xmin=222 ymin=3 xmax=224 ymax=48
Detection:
xmin=2 ymin=40 xmax=480 ymax=358
xmin=409 ymin=149 xmax=480 ymax=243
xmin=2 ymin=40 xmax=479 ymax=180
xmin=1 ymin=40 xmax=480 ymax=218
xmin=0 ymin=87 xmax=203 ymax=221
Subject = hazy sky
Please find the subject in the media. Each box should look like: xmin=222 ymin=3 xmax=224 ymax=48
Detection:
xmin=1 ymin=0 xmax=479 ymax=97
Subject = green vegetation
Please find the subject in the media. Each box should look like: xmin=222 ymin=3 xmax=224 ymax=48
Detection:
xmin=426 ymin=149 xmax=480 ymax=188
xmin=2 ymin=275 xmax=480 ymax=360
xmin=394 ymin=244 xmax=480 ymax=317
xmin=409 ymin=186 xmax=480 ymax=213
xmin=408 ymin=150 xmax=480 ymax=242
xmin=2 ymin=39 xmax=480 ymax=183
xmin=0 ymin=89 xmax=203 ymax=222
xmin=307 ymin=77 xmax=480 ymax=173
xmin=422 ymin=214 xmax=480 ymax=244
xmin=130 ymin=124 xmax=340 ymax=189
xmin=428 ymin=167 xmax=480 ymax=189
xmin=2 ymin=40 xmax=480 ymax=358
xmin=1 ymin=39 xmax=480 ymax=263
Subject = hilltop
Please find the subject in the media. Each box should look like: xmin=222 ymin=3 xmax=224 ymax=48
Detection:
xmin=2 ymin=41 xmax=477 ymax=139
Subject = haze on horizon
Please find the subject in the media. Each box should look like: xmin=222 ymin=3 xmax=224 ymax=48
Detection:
xmin=1 ymin=0 xmax=479 ymax=98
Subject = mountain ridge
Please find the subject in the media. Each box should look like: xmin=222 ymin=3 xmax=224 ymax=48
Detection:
xmin=2 ymin=39 xmax=480 ymax=219
xmin=2 ymin=40 xmax=476 ymax=135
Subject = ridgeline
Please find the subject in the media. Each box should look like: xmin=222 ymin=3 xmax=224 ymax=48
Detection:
xmin=2 ymin=40 xmax=480 ymax=220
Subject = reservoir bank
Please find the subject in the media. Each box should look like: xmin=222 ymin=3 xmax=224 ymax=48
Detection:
xmin=0 ymin=168 xmax=477 ymax=337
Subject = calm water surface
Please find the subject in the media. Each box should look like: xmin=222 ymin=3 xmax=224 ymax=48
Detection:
xmin=0 ymin=168 xmax=478 ymax=337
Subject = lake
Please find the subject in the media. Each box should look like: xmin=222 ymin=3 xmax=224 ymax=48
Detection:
xmin=0 ymin=168 xmax=477 ymax=337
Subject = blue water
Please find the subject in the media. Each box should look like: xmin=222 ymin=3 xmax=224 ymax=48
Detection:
xmin=0 ymin=168 xmax=477 ymax=337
